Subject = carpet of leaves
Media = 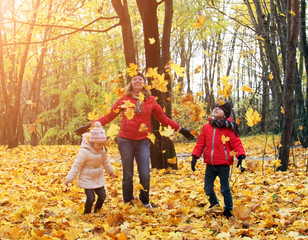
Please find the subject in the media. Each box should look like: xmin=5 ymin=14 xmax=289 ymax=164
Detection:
xmin=0 ymin=135 xmax=307 ymax=240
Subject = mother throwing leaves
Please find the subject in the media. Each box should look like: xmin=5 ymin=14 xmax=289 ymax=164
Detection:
xmin=75 ymin=72 xmax=194 ymax=208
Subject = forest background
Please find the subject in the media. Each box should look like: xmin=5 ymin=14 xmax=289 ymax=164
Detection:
xmin=0 ymin=0 xmax=307 ymax=171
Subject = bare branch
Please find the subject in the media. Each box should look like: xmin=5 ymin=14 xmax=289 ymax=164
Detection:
xmin=2 ymin=17 xmax=121 ymax=46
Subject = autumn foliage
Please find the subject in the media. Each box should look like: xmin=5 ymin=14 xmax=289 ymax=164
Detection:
xmin=0 ymin=135 xmax=307 ymax=239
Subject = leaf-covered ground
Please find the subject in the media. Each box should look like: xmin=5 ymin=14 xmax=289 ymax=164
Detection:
xmin=0 ymin=135 xmax=307 ymax=239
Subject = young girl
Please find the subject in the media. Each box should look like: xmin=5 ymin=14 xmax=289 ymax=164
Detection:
xmin=191 ymin=102 xmax=246 ymax=219
xmin=65 ymin=121 xmax=114 ymax=214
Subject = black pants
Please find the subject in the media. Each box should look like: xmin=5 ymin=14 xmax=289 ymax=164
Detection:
xmin=84 ymin=187 xmax=106 ymax=214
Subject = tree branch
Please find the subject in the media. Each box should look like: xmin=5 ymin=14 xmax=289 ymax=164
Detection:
xmin=2 ymin=17 xmax=121 ymax=46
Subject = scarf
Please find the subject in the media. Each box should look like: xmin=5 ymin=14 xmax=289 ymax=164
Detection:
xmin=210 ymin=118 xmax=240 ymax=137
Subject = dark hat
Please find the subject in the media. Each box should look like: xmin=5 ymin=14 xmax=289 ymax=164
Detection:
xmin=216 ymin=101 xmax=232 ymax=118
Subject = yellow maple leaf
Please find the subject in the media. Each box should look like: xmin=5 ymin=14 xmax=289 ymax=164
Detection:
xmin=281 ymin=106 xmax=285 ymax=114
xmin=193 ymin=14 xmax=206 ymax=28
xmin=151 ymin=74 xmax=168 ymax=92
xmin=230 ymin=150 xmax=238 ymax=157
xmin=121 ymin=100 xmax=135 ymax=109
xmin=137 ymin=92 xmax=145 ymax=102
xmin=236 ymin=118 xmax=241 ymax=125
xmin=138 ymin=123 xmax=149 ymax=132
xmin=299 ymin=125 xmax=303 ymax=130
xmin=221 ymin=76 xmax=229 ymax=86
xmin=170 ymin=62 xmax=185 ymax=78
xmin=88 ymin=110 xmax=100 ymax=121
xmin=196 ymin=91 xmax=204 ymax=97
xmin=221 ymin=135 xmax=230 ymax=144
xmin=290 ymin=10 xmax=296 ymax=16
xmin=167 ymin=157 xmax=177 ymax=165
xmin=245 ymin=108 xmax=262 ymax=127
xmin=217 ymin=95 xmax=225 ymax=106
xmin=174 ymin=83 xmax=181 ymax=92
xmin=194 ymin=65 xmax=202 ymax=74
xmin=241 ymin=85 xmax=254 ymax=93
xmin=107 ymin=124 xmax=120 ymax=140
xmin=269 ymin=72 xmax=274 ymax=81
xmin=160 ymin=125 xmax=175 ymax=139
xmin=149 ymin=38 xmax=155 ymax=44
xmin=126 ymin=63 xmax=138 ymax=77
xmin=124 ymin=108 xmax=135 ymax=120
xmin=147 ymin=132 xmax=156 ymax=144
xmin=114 ymin=87 xmax=125 ymax=98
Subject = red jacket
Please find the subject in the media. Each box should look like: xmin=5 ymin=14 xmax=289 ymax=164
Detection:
xmin=192 ymin=118 xmax=246 ymax=165
xmin=96 ymin=95 xmax=180 ymax=141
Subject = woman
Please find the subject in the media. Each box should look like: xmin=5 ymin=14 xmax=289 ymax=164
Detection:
xmin=76 ymin=72 xmax=194 ymax=208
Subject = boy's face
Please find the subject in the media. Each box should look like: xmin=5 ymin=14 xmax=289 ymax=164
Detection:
xmin=212 ymin=106 xmax=226 ymax=119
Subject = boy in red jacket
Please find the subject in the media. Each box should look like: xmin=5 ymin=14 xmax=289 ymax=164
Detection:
xmin=191 ymin=102 xmax=246 ymax=219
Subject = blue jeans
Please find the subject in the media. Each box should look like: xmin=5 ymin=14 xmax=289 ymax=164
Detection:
xmin=84 ymin=187 xmax=106 ymax=214
xmin=204 ymin=164 xmax=233 ymax=210
xmin=118 ymin=137 xmax=150 ymax=205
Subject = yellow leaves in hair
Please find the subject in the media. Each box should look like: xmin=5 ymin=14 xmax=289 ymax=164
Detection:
xmin=126 ymin=63 xmax=138 ymax=77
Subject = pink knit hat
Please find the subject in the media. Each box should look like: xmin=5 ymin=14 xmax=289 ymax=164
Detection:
xmin=89 ymin=122 xmax=107 ymax=143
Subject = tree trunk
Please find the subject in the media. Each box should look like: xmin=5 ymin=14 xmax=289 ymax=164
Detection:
xmin=137 ymin=0 xmax=178 ymax=169
xmin=278 ymin=0 xmax=300 ymax=171
xmin=111 ymin=0 xmax=136 ymax=70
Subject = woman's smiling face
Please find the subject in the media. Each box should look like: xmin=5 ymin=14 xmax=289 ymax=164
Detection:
xmin=131 ymin=75 xmax=145 ymax=92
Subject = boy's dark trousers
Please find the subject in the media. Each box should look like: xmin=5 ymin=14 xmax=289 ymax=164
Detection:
xmin=84 ymin=187 xmax=106 ymax=214
xmin=204 ymin=164 xmax=233 ymax=211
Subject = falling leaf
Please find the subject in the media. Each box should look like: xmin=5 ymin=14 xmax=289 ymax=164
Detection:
xmin=221 ymin=135 xmax=230 ymax=144
xmin=194 ymin=65 xmax=202 ymax=74
xmin=193 ymin=14 xmax=206 ymax=28
xmin=149 ymin=38 xmax=155 ymax=44
xmin=107 ymin=124 xmax=120 ymax=140
xmin=167 ymin=157 xmax=177 ymax=165
xmin=138 ymin=123 xmax=149 ymax=132
xmin=114 ymin=87 xmax=125 ymax=98
xmin=281 ymin=106 xmax=285 ymax=114
xmin=196 ymin=91 xmax=204 ymax=97
xmin=137 ymin=92 xmax=145 ymax=102
xmin=170 ymin=62 xmax=185 ymax=78
xmin=236 ymin=118 xmax=241 ymax=125
xmin=269 ymin=72 xmax=274 ymax=81
xmin=230 ymin=150 xmax=238 ymax=157
xmin=124 ymin=108 xmax=135 ymax=120
xmin=245 ymin=108 xmax=262 ymax=127
xmin=147 ymin=132 xmax=156 ymax=144
xmin=241 ymin=86 xmax=254 ymax=93
xmin=299 ymin=125 xmax=303 ymax=130
xmin=160 ymin=125 xmax=175 ymax=139
xmin=190 ymin=130 xmax=198 ymax=138
xmin=121 ymin=100 xmax=135 ymax=109
xmin=290 ymin=10 xmax=296 ymax=16
xmin=217 ymin=96 xmax=225 ymax=106
xmin=126 ymin=63 xmax=138 ymax=77
xmin=256 ymin=35 xmax=265 ymax=41
xmin=174 ymin=83 xmax=181 ymax=92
